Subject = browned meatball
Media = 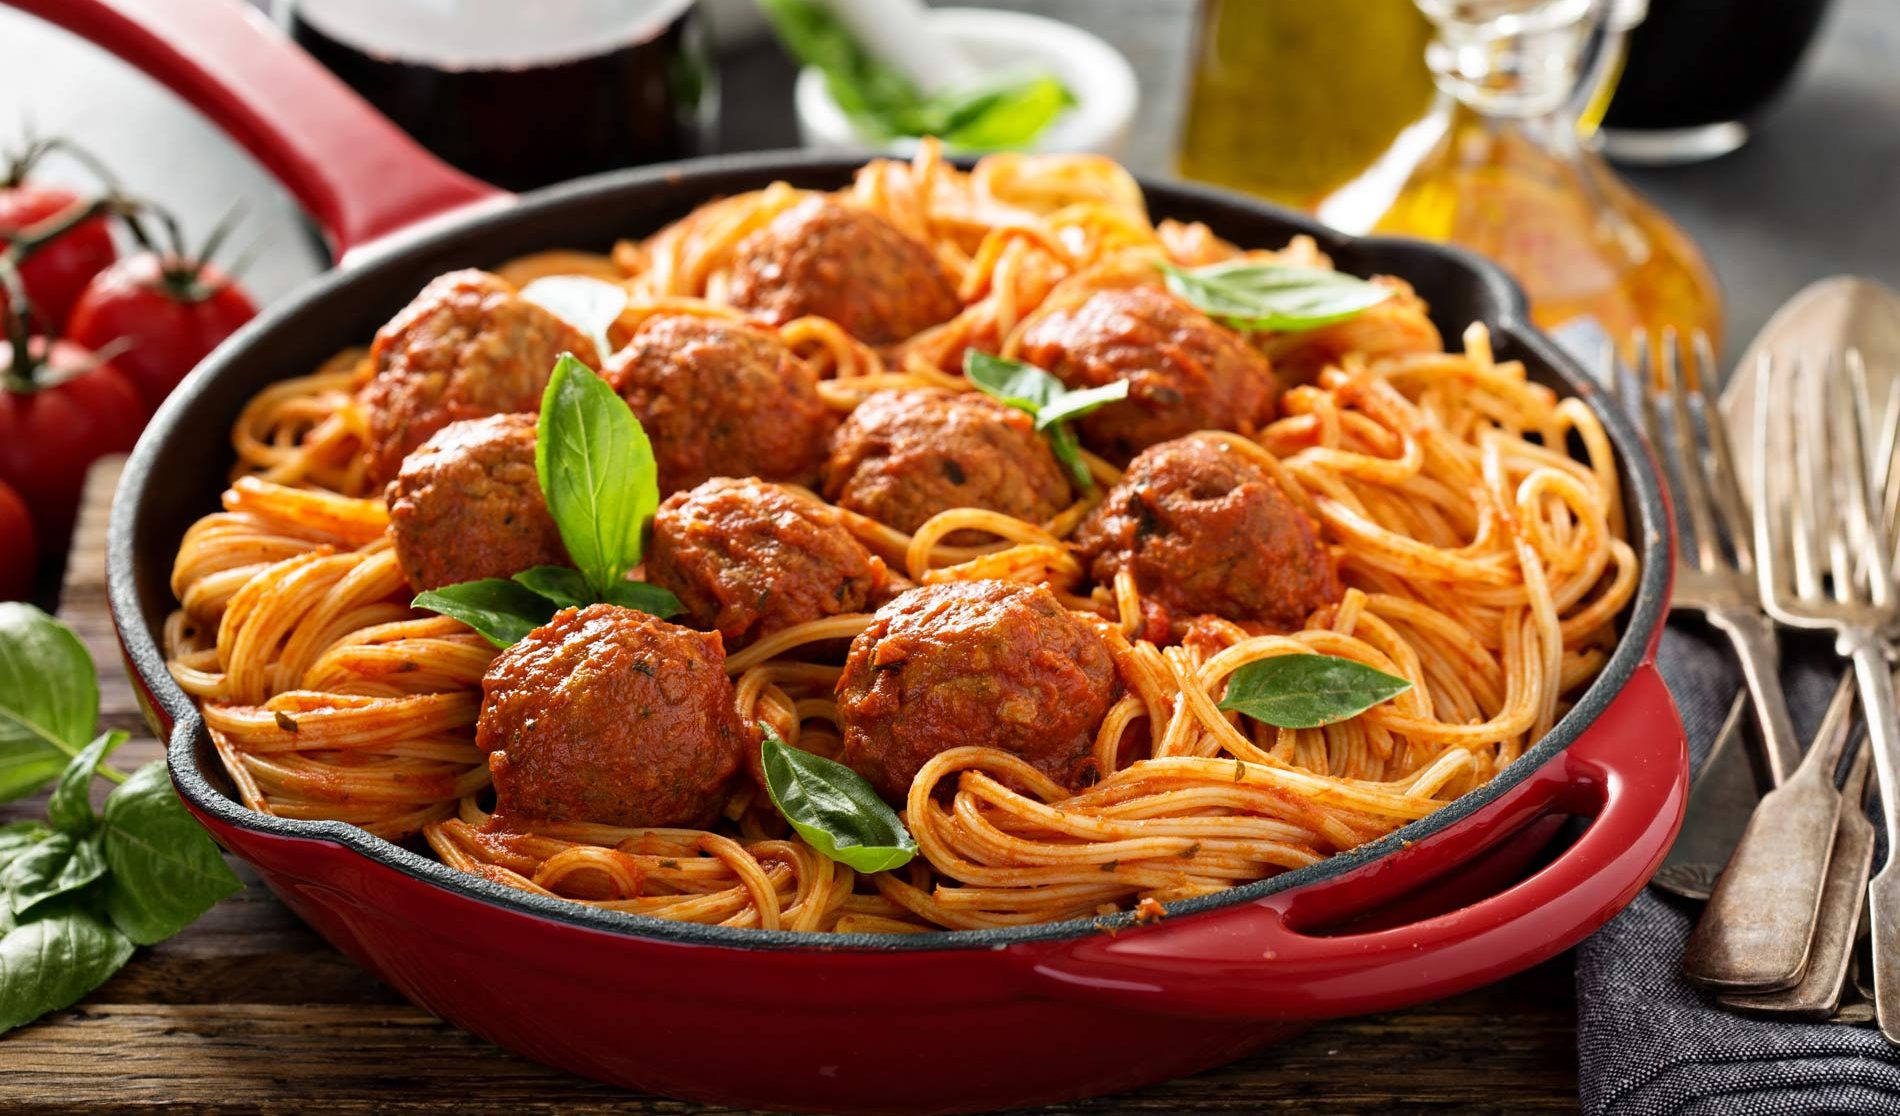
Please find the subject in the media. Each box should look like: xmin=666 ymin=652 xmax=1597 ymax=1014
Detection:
xmin=477 ymin=604 xmax=749 ymax=827
xmin=1015 ymin=285 xmax=1276 ymax=463
xmin=357 ymin=269 xmax=601 ymax=484
xmin=1073 ymin=437 xmax=1340 ymax=630
xmin=386 ymin=414 xmax=565 ymax=591
xmin=605 ymin=314 xmax=834 ymax=495
xmin=822 ymin=388 xmax=1071 ymax=536
xmin=836 ymin=580 xmax=1118 ymax=802
xmin=725 ymin=199 xmax=961 ymax=345
xmin=645 ymin=477 xmax=890 ymax=650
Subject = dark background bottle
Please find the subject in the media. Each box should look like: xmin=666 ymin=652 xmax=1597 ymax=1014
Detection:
xmin=1603 ymin=0 xmax=1834 ymax=132
xmin=286 ymin=0 xmax=717 ymax=192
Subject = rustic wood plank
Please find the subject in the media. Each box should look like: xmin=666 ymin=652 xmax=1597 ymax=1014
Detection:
xmin=0 ymin=457 xmax=1579 ymax=1112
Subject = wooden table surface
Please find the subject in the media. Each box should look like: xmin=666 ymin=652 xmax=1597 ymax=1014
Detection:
xmin=0 ymin=457 xmax=1582 ymax=1113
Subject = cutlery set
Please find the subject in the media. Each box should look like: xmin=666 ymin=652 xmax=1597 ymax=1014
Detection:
xmin=1622 ymin=327 xmax=1899 ymax=1038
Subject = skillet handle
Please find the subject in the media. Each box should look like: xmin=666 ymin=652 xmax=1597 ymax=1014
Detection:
xmin=9 ymin=0 xmax=505 ymax=261
xmin=1016 ymin=662 xmax=1685 ymax=1020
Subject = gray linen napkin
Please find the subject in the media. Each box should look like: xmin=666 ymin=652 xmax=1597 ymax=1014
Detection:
xmin=1577 ymin=620 xmax=1900 ymax=1115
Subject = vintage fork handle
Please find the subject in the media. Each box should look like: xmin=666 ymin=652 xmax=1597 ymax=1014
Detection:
xmin=1704 ymin=608 xmax=1804 ymax=785
xmin=1844 ymin=630 xmax=1900 ymax=1045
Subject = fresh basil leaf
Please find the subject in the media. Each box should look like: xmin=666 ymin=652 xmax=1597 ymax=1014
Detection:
xmin=1160 ymin=262 xmax=1394 ymax=333
xmin=1033 ymin=379 xmax=1128 ymax=431
xmin=413 ymin=579 xmax=560 ymax=649
xmin=3 ymin=831 xmax=106 ymax=919
xmin=511 ymin=565 xmax=592 ymax=610
xmin=0 ymin=904 xmax=134 ymax=1034
xmin=100 ymin=761 xmax=242 ymax=946
xmin=602 ymin=580 xmax=684 ymax=619
xmin=537 ymin=354 xmax=660 ymax=601
xmin=1217 ymin=654 xmax=1414 ymax=730
xmin=759 ymin=0 xmax=924 ymax=138
xmin=0 ymin=603 xmax=98 ymax=802
xmin=0 ymin=822 xmax=50 ymax=872
xmin=963 ymin=351 xmax=1120 ymax=490
xmin=760 ymin=727 xmax=915 ymax=873
xmin=46 ymin=731 xmax=126 ymax=835
xmin=936 ymin=75 xmax=1076 ymax=151
xmin=520 ymin=276 xmax=628 ymax=365
xmin=964 ymin=350 xmax=1067 ymax=411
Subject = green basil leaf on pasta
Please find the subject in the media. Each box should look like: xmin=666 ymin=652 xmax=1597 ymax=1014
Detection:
xmin=1160 ymin=261 xmax=1393 ymax=333
xmin=413 ymin=579 xmax=560 ymax=648
xmin=46 ymin=731 xmax=126 ymax=835
xmin=0 ymin=904 xmax=134 ymax=1034
xmin=963 ymin=351 xmax=1123 ymax=490
xmin=601 ymin=580 xmax=684 ymax=619
xmin=0 ymin=603 xmax=99 ymax=803
xmin=760 ymin=727 xmax=915 ymax=873
xmin=1218 ymin=654 xmax=1413 ymax=730
xmin=100 ymin=761 xmax=243 ymax=946
xmin=519 ymin=276 xmax=628 ymax=365
xmin=537 ymin=354 xmax=660 ymax=600
xmin=2 ymin=831 xmax=106 ymax=919
xmin=511 ymin=565 xmax=593 ymax=610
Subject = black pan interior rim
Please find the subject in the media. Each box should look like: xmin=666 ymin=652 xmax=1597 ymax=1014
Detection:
xmin=107 ymin=150 xmax=1673 ymax=955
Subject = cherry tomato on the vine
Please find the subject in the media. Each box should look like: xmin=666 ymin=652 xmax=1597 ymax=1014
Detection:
xmin=0 ymin=336 xmax=143 ymax=557
xmin=0 ymin=181 xmax=116 ymax=330
xmin=68 ymin=252 xmax=257 ymax=414
xmin=0 ymin=479 xmax=35 ymax=601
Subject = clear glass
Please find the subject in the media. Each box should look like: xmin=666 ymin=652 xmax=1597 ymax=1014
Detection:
xmin=1376 ymin=0 xmax=1724 ymax=351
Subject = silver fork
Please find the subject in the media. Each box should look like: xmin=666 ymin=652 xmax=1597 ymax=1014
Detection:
xmin=1621 ymin=329 xmax=1805 ymax=786
xmin=1749 ymin=347 xmax=1900 ymax=1044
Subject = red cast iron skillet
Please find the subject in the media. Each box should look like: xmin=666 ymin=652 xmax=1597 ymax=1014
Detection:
xmin=22 ymin=2 xmax=1686 ymax=1112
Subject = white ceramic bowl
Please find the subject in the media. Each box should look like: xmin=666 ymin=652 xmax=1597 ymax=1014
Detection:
xmin=793 ymin=7 xmax=1138 ymax=157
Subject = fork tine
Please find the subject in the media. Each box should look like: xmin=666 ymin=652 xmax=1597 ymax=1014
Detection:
xmin=1792 ymin=355 xmax=1829 ymax=600
xmin=1663 ymin=327 xmax=1723 ymax=573
xmin=1694 ymin=330 xmax=1753 ymax=573
xmin=1843 ymin=349 xmax=1896 ymax=610
xmin=1752 ymin=353 xmax=1791 ymax=613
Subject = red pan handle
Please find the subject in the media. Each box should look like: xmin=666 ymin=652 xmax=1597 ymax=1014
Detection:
xmin=1016 ymin=661 xmax=1686 ymax=1019
xmin=8 ymin=0 xmax=507 ymax=261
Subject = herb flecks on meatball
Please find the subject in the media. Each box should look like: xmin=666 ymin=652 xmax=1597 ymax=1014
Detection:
xmin=646 ymin=477 xmax=889 ymax=650
xmin=822 ymin=388 xmax=1071 ymax=537
xmin=605 ymin=314 xmax=834 ymax=496
xmin=386 ymin=413 xmax=566 ymax=592
xmin=837 ymin=580 xmax=1118 ymax=803
xmin=358 ymin=269 xmax=601 ymax=485
xmin=1016 ymin=285 xmax=1276 ymax=463
xmin=477 ymin=604 xmax=749 ymax=828
xmin=726 ymin=199 xmax=961 ymax=346
xmin=1073 ymin=436 xmax=1340 ymax=630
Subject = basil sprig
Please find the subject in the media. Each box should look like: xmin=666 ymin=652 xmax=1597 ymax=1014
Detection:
xmin=1217 ymin=653 xmax=1413 ymax=730
xmin=964 ymin=351 xmax=1127 ymax=488
xmin=760 ymin=725 xmax=916 ymax=873
xmin=519 ymin=276 xmax=628 ymax=373
xmin=0 ymin=604 xmax=242 ymax=1033
xmin=1160 ymin=261 xmax=1393 ymax=333
xmin=413 ymin=354 xmax=681 ymax=648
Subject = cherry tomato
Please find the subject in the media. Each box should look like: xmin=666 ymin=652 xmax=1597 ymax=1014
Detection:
xmin=67 ymin=252 xmax=258 ymax=414
xmin=0 ymin=337 xmax=143 ymax=557
xmin=0 ymin=479 xmax=35 ymax=601
xmin=0 ymin=183 xmax=117 ymax=330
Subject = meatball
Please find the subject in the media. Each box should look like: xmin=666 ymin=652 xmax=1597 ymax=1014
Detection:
xmin=1015 ymin=285 xmax=1276 ymax=463
xmin=1073 ymin=437 xmax=1340 ymax=630
xmin=605 ymin=314 xmax=834 ymax=495
xmin=477 ymin=604 xmax=749 ymax=828
xmin=822 ymin=388 xmax=1071 ymax=536
xmin=357 ymin=269 xmax=601 ymax=484
xmin=646 ymin=477 xmax=890 ymax=649
xmin=837 ymin=580 xmax=1118 ymax=802
xmin=386 ymin=414 xmax=565 ymax=591
xmin=725 ymin=199 xmax=961 ymax=346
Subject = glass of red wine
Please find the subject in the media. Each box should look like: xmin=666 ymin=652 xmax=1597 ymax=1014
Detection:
xmin=285 ymin=0 xmax=718 ymax=191
xmin=1600 ymin=0 xmax=1835 ymax=165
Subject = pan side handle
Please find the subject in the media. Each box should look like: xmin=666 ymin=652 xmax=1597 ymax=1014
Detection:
xmin=10 ymin=0 xmax=508 ymax=260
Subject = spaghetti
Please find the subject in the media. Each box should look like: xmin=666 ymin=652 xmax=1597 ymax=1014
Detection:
xmin=166 ymin=143 xmax=1636 ymax=933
